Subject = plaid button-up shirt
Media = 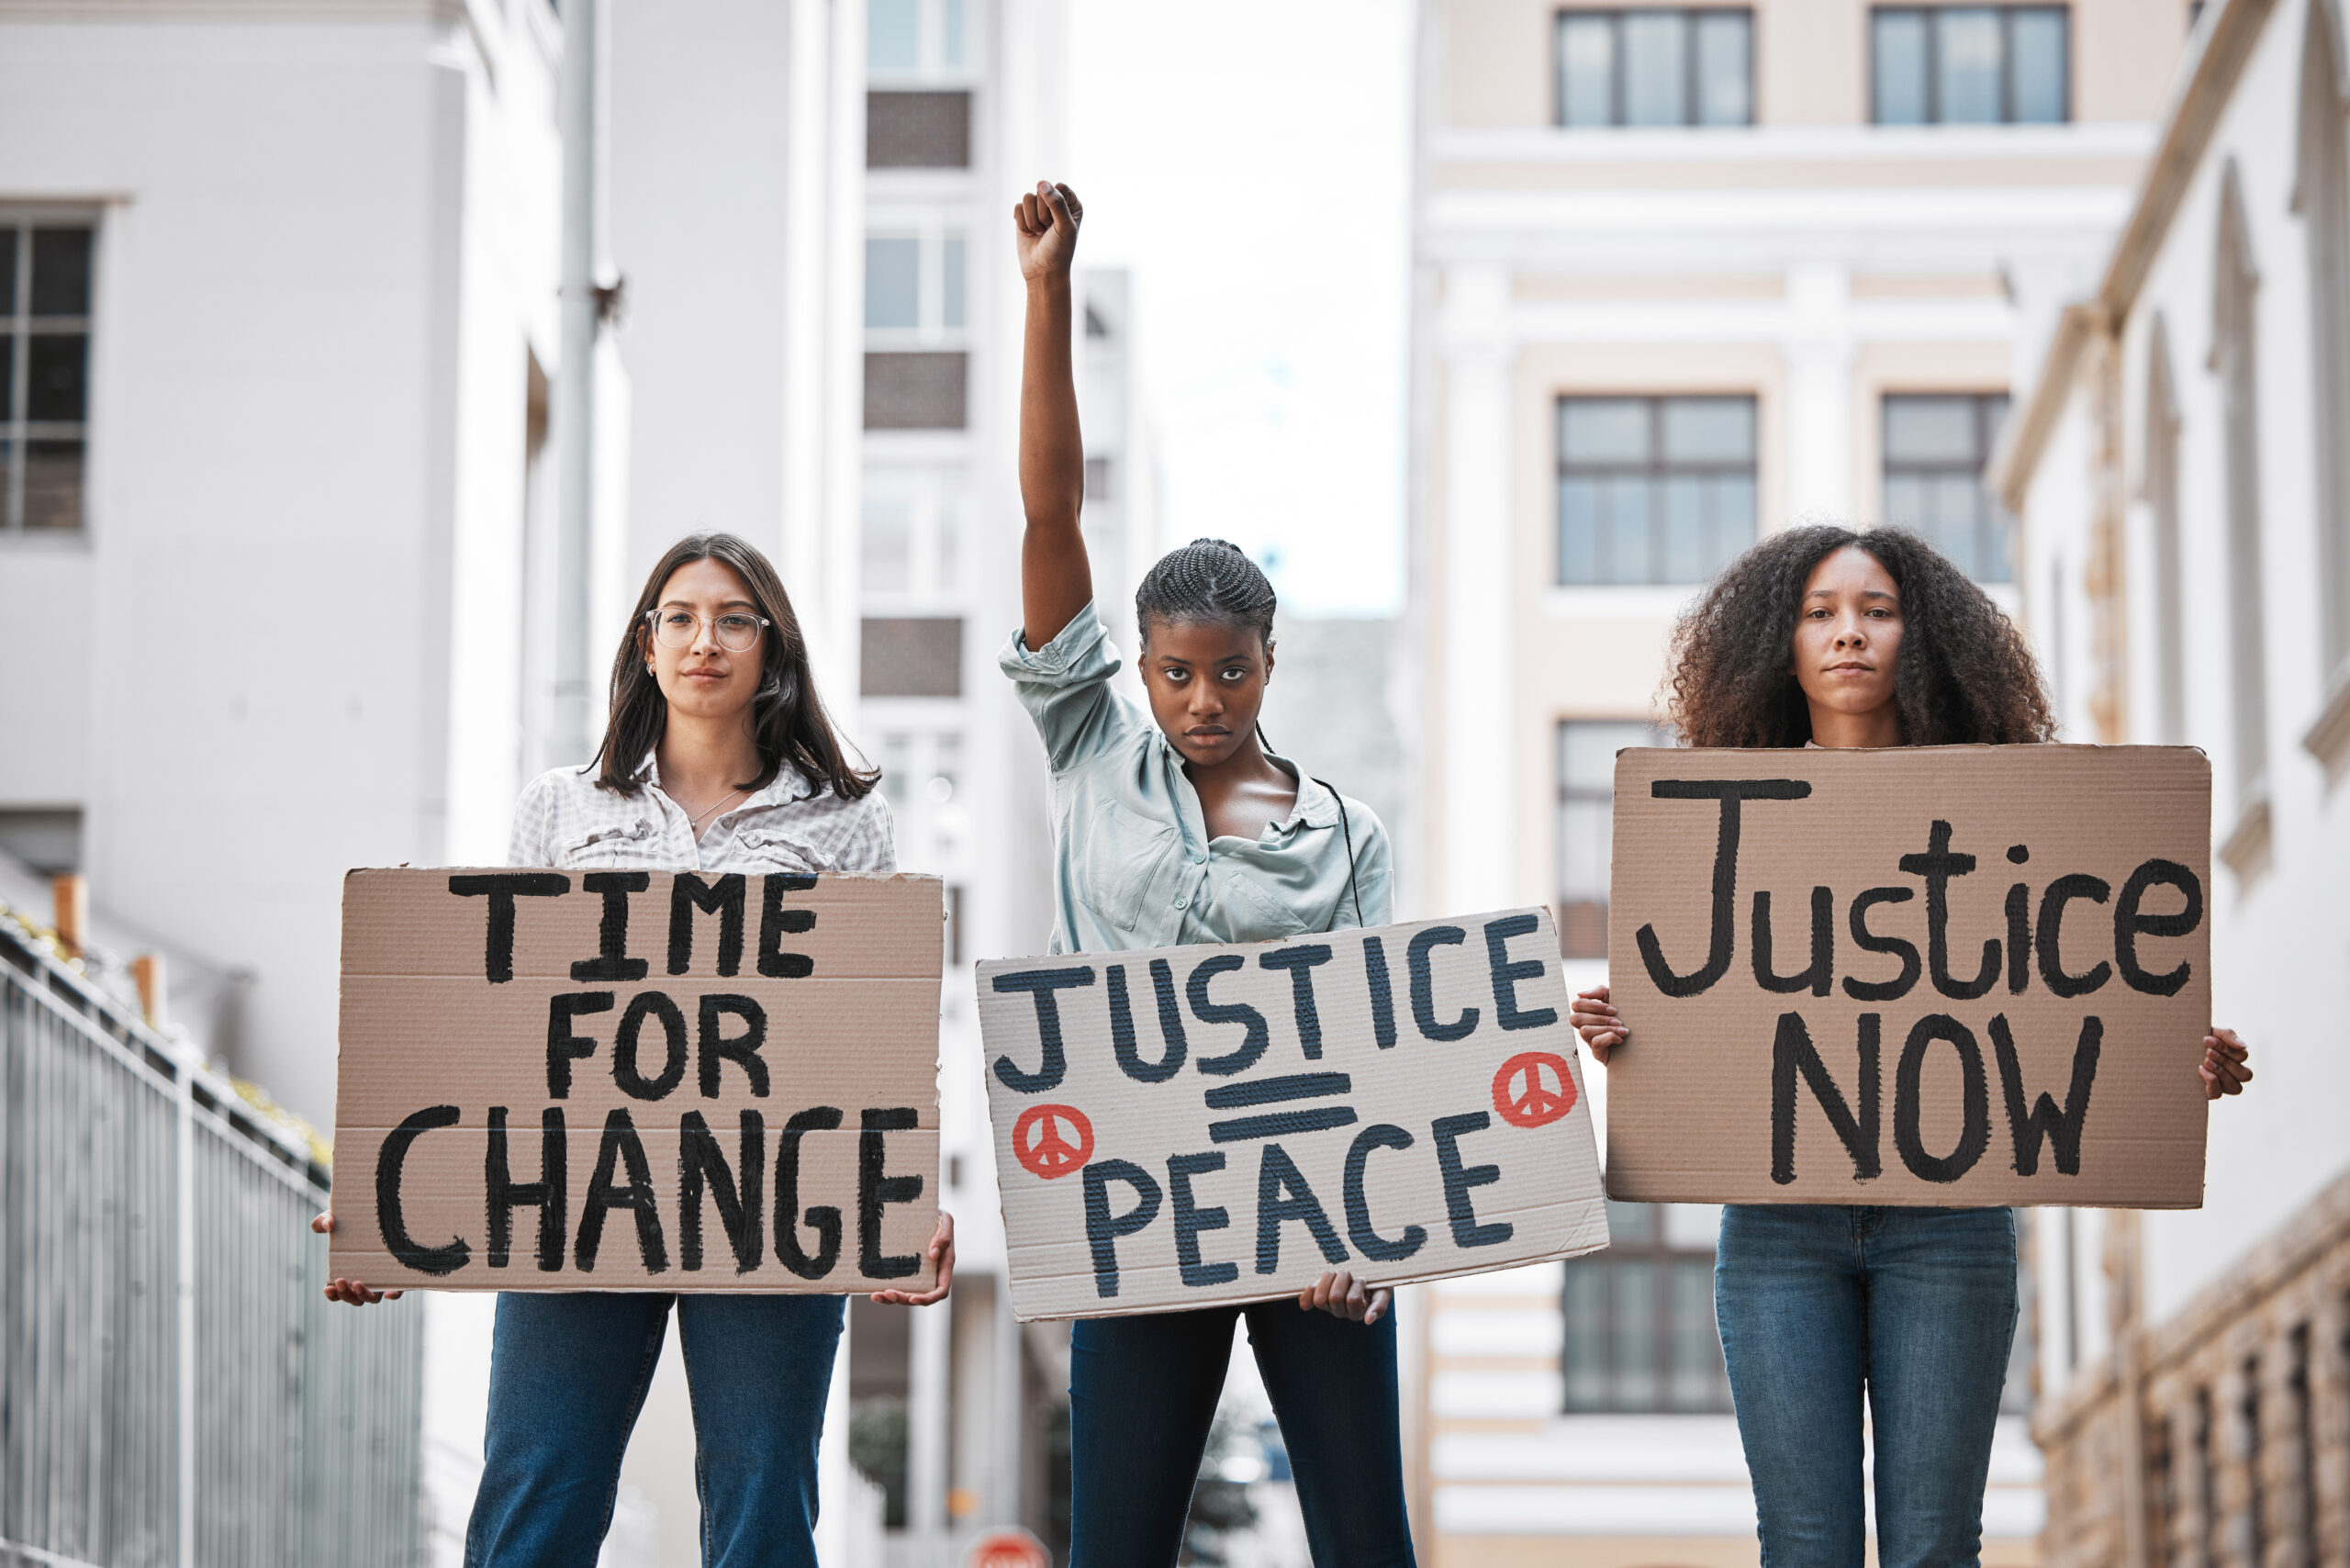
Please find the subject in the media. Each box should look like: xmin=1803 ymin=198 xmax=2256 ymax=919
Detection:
xmin=507 ymin=754 xmax=897 ymax=876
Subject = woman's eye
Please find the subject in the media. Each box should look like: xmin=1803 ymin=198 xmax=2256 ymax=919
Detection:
xmin=718 ymin=615 xmax=755 ymax=632
xmin=665 ymin=612 xmax=694 ymax=627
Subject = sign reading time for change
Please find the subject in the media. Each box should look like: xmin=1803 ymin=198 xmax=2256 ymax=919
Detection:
xmin=978 ymin=910 xmax=1609 ymax=1320
xmin=331 ymin=868 xmax=943 ymax=1292
xmin=1606 ymin=746 xmax=2212 ymax=1207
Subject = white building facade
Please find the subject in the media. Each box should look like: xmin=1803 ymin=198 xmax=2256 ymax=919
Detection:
xmin=1993 ymin=0 xmax=2350 ymax=1559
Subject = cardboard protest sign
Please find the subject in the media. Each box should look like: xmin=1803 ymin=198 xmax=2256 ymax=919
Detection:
xmin=331 ymin=869 xmax=943 ymax=1291
xmin=1606 ymin=745 xmax=2211 ymax=1207
xmin=978 ymin=909 xmax=1608 ymax=1320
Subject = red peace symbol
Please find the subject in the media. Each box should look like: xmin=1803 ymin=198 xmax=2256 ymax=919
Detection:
xmin=1492 ymin=1051 xmax=1578 ymax=1128
xmin=1013 ymin=1103 xmax=1095 ymax=1179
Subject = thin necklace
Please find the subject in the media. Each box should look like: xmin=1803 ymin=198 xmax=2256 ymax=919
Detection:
xmin=684 ymin=787 xmax=744 ymax=833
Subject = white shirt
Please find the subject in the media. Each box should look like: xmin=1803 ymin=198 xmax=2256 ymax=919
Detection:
xmin=507 ymin=755 xmax=897 ymax=875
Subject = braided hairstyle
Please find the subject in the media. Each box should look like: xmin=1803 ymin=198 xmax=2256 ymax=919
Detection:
xmin=1135 ymin=537 xmax=1277 ymax=647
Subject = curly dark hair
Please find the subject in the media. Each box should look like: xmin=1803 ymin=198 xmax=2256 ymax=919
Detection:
xmin=1135 ymin=537 xmax=1277 ymax=647
xmin=1663 ymin=525 xmax=2055 ymax=748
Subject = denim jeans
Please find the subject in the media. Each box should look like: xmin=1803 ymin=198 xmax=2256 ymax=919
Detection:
xmin=1068 ymin=1303 xmax=1416 ymax=1567
xmin=463 ymin=1291 xmax=845 ymax=1568
xmin=1714 ymin=1204 xmax=2018 ymax=1568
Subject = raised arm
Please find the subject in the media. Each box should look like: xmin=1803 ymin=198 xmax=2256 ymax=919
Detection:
xmin=1015 ymin=181 xmax=1091 ymax=649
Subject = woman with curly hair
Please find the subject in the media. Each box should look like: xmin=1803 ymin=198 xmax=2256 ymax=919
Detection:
xmin=1571 ymin=526 xmax=2252 ymax=1568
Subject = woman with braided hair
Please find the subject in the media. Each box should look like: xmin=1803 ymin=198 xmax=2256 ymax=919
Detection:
xmin=1002 ymin=181 xmax=1414 ymax=1565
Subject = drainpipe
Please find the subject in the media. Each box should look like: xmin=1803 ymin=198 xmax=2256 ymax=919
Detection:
xmin=554 ymin=0 xmax=601 ymax=767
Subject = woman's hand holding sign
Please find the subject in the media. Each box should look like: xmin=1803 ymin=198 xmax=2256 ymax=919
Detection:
xmin=2199 ymin=1027 xmax=2252 ymax=1098
xmin=870 ymin=1212 xmax=957 ymax=1307
xmin=1570 ymin=985 xmax=1625 ymax=1064
xmin=1298 ymin=1269 xmax=1389 ymax=1327
xmin=311 ymin=1212 xmax=402 ymax=1305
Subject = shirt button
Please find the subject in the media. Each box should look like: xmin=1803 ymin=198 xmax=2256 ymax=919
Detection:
xmin=1190 ymin=853 xmax=1205 ymax=865
xmin=1174 ymin=897 xmax=1189 ymax=910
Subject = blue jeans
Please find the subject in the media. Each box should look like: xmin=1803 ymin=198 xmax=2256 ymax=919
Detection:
xmin=1714 ymin=1205 xmax=2018 ymax=1568
xmin=1069 ymin=1303 xmax=1416 ymax=1567
xmin=463 ymin=1292 xmax=845 ymax=1568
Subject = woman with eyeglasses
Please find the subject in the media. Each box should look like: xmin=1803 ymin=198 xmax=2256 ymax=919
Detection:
xmin=1005 ymin=182 xmax=1414 ymax=1566
xmin=312 ymin=532 xmax=954 ymax=1568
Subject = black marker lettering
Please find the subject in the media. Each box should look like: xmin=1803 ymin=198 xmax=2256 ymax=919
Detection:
xmin=487 ymin=1105 xmax=565 ymax=1271
xmin=1770 ymin=1011 xmax=1881 ymax=1184
xmin=757 ymin=874 xmax=818 ymax=978
xmin=1407 ymin=926 xmax=1478 ymax=1042
xmin=1485 ymin=913 xmax=1559 ymax=1031
xmin=1191 ymin=955 xmax=1271 ymax=1076
xmin=1842 ymin=887 xmax=1920 ymax=1002
xmin=776 ymin=1106 xmax=844 ymax=1279
xmin=2036 ymin=875 xmax=2113 ymax=998
xmin=2114 ymin=859 xmax=2202 ymax=997
xmin=575 ymin=1108 xmax=667 ymax=1274
xmin=544 ymin=991 xmax=614 ymax=1098
xmin=668 ymin=872 xmax=747 ymax=976
xmin=1259 ymin=944 xmax=1336 ymax=1058
xmin=858 ymin=1107 xmax=924 ymax=1280
xmin=1168 ymin=1150 xmax=1238 ymax=1287
xmin=1900 ymin=820 xmax=2000 ymax=1001
xmin=1255 ymin=1142 xmax=1348 ymax=1273
xmin=990 ymin=967 xmax=1092 ymax=1092
xmin=573 ymin=871 xmax=652 ymax=982
xmin=448 ymin=872 xmax=568 ymax=983
xmin=1990 ymin=1014 xmax=2101 ymax=1177
xmin=1431 ymin=1112 xmax=1514 ymax=1248
xmin=612 ymin=991 xmax=688 ymax=1101
xmin=1344 ymin=1124 xmax=1427 ymax=1262
xmin=376 ymin=1104 xmax=469 ymax=1275
xmin=1635 ymin=778 xmax=1812 ymax=996
xmin=697 ymin=994 xmax=768 ymax=1098
xmin=679 ymin=1109 xmax=766 ymax=1273
xmin=1752 ymin=888 xmax=1833 ymax=997
xmin=1082 ymin=1159 xmax=1162 ymax=1299
xmin=1893 ymin=1014 xmax=1991 ymax=1183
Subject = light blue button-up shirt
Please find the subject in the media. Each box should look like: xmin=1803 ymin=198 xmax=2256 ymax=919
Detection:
xmin=999 ymin=601 xmax=1393 ymax=955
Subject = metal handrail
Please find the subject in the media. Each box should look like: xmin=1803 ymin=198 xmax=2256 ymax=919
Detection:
xmin=0 ymin=916 xmax=424 ymax=1568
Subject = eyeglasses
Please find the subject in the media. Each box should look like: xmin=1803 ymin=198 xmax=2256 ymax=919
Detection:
xmin=646 ymin=609 xmax=770 ymax=653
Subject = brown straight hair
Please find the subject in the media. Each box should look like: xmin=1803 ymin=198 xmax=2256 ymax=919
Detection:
xmin=590 ymin=532 xmax=879 ymax=801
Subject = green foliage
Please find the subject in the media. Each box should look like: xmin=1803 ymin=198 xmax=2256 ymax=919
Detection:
xmin=848 ymin=1394 xmax=908 ymax=1529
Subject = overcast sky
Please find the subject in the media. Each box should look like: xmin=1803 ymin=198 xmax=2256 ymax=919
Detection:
xmin=1060 ymin=0 xmax=1415 ymax=617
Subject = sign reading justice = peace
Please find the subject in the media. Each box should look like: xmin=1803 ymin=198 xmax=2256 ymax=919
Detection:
xmin=978 ymin=909 xmax=1611 ymax=1320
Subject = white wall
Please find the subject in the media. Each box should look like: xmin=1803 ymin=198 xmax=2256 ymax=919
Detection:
xmin=2015 ymin=0 xmax=2350 ymax=1350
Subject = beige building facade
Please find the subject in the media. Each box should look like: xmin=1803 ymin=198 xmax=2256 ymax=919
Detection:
xmin=1405 ymin=1 xmax=2193 ymax=1562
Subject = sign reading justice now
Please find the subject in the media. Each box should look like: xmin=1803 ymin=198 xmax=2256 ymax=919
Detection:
xmin=331 ymin=868 xmax=943 ymax=1292
xmin=979 ymin=910 xmax=1608 ymax=1321
xmin=1606 ymin=746 xmax=2212 ymax=1207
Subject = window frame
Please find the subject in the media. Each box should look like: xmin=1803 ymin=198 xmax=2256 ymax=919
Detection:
xmin=1552 ymin=6 xmax=1757 ymax=129
xmin=1560 ymin=1202 xmax=1733 ymax=1415
xmin=863 ymin=226 xmax=970 ymax=345
xmin=1 ymin=214 xmax=98 ymax=535
xmin=1878 ymin=390 xmax=2016 ymax=583
xmin=1867 ymin=5 xmax=2073 ymax=126
xmin=1554 ymin=393 xmax=1759 ymax=587
xmin=866 ymin=0 xmax=979 ymax=86
xmin=1555 ymin=719 xmax=1670 ymax=959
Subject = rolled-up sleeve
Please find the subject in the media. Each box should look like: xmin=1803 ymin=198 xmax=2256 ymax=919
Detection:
xmin=997 ymin=600 xmax=1144 ymax=774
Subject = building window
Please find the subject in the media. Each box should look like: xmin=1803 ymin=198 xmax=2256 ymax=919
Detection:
xmin=1872 ymin=6 xmax=2069 ymax=124
xmin=1557 ymin=395 xmax=1755 ymax=585
xmin=864 ymin=353 xmax=968 ymax=430
xmin=1561 ymin=1202 xmax=1731 ymax=1413
xmin=2146 ymin=319 xmax=2187 ymax=745
xmin=867 ymin=93 xmax=971 ymax=169
xmin=862 ymin=617 xmax=964 ymax=697
xmin=1556 ymin=9 xmax=1754 ymax=127
xmin=1881 ymin=393 xmax=2014 ymax=582
xmin=861 ymin=478 xmax=966 ymax=599
xmin=868 ymin=0 xmax=968 ymax=79
xmin=2215 ymin=162 xmax=2270 ymax=805
xmin=865 ymin=232 xmax=968 ymax=336
xmin=2 ymin=223 xmax=93 ymax=532
xmin=2298 ymin=0 xmax=2350 ymax=682
xmin=1556 ymin=720 xmax=1668 ymax=959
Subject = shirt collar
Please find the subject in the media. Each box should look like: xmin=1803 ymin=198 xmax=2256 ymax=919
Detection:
xmin=633 ymin=751 xmax=816 ymax=808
